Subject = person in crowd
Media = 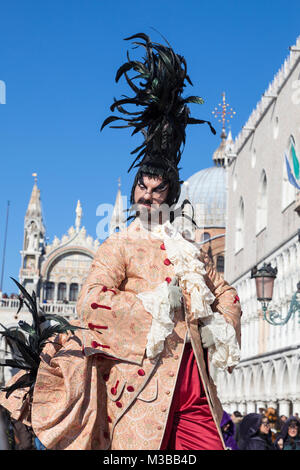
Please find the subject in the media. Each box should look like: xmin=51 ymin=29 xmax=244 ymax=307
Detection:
xmin=220 ymin=411 xmax=239 ymax=450
xmin=231 ymin=410 xmax=243 ymax=447
xmin=265 ymin=407 xmax=279 ymax=442
xmin=274 ymin=416 xmax=300 ymax=450
xmin=10 ymin=418 xmax=34 ymax=450
xmin=239 ymin=413 xmax=274 ymax=450
xmin=0 ymin=406 xmax=10 ymax=450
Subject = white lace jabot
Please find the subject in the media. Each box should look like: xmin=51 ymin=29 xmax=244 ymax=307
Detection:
xmin=136 ymin=219 xmax=240 ymax=369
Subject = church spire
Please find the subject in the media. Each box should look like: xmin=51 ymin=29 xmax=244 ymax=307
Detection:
xmin=26 ymin=173 xmax=43 ymax=219
xmin=212 ymin=92 xmax=236 ymax=167
xmin=109 ymin=178 xmax=126 ymax=235
xmin=75 ymin=200 xmax=82 ymax=232
xmin=19 ymin=174 xmax=46 ymax=296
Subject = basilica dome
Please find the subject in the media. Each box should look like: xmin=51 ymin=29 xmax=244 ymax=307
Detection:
xmin=178 ymin=166 xmax=226 ymax=228
xmin=177 ymin=129 xmax=233 ymax=228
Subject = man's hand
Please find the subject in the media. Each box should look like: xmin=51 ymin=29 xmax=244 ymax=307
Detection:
xmin=168 ymin=277 xmax=182 ymax=309
xmin=200 ymin=325 xmax=215 ymax=349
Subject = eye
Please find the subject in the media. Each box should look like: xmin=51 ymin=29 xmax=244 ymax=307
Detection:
xmin=155 ymin=185 xmax=167 ymax=193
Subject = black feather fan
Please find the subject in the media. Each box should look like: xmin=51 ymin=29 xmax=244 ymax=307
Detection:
xmin=0 ymin=277 xmax=86 ymax=400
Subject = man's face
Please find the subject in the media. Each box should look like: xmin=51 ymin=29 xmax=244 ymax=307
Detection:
xmin=134 ymin=175 xmax=169 ymax=211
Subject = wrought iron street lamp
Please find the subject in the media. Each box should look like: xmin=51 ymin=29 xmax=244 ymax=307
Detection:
xmin=251 ymin=263 xmax=300 ymax=325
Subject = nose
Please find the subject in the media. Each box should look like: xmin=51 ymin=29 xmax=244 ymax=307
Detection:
xmin=143 ymin=191 xmax=152 ymax=201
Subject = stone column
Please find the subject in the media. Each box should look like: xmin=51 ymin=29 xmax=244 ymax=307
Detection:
xmin=291 ymin=399 xmax=300 ymax=416
xmin=256 ymin=401 xmax=267 ymax=413
xmin=246 ymin=401 xmax=256 ymax=414
xmin=54 ymin=283 xmax=58 ymax=302
xmin=230 ymin=402 xmax=238 ymax=412
xmin=278 ymin=399 xmax=290 ymax=417
xmin=239 ymin=401 xmax=247 ymax=415
xmin=66 ymin=283 xmax=70 ymax=302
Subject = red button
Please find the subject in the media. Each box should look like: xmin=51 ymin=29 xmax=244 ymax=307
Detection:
xmin=108 ymin=416 xmax=112 ymax=423
xmin=160 ymin=243 xmax=166 ymax=250
xmin=111 ymin=387 xmax=117 ymax=396
xmin=102 ymin=286 xmax=108 ymax=292
xmin=88 ymin=322 xmax=108 ymax=330
xmin=138 ymin=369 xmax=145 ymax=376
xmin=164 ymin=259 xmax=171 ymax=266
xmin=91 ymin=341 xmax=110 ymax=349
xmin=116 ymin=401 xmax=122 ymax=408
xmin=165 ymin=277 xmax=172 ymax=283
xmin=127 ymin=386 xmax=134 ymax=392
xmin=90 ymin=303 xmax=111 ymax=310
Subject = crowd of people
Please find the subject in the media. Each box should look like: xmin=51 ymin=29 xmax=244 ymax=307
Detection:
xmin=222 ymin=408 xmax=300 ymax=450
xmin=1 ymin=404 xmax=299 ymax=450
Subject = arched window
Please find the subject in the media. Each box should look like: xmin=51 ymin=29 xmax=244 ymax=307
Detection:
xmin=216 ymin=255 xmax=224 ymax=273
xmin=69 ymin=283 xmax=79 ymax=302
xmin=45 ymin=281 xmax=54 ymax=301
xmin=235 ymin=197 xmax=244 ymax=252
xmin=58 ymin=282 xmax=67 ymax=301
xmin=256 ymin=170 xmax=268 ymax=234
xmin=282 ymin=135 xmax=297 ymax=210
xmin=201 ymin=232 xmax=211 ymax=242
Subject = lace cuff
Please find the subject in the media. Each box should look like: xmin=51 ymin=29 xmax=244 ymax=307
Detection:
xmin=202 ymin=313 xmax=240 ymax=370
xmin=137 ymin=281 xmax=174 ymax=359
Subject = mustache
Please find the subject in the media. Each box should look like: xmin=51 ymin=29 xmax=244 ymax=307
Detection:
xmin=137 ymin=198 xmax=152 ymax=206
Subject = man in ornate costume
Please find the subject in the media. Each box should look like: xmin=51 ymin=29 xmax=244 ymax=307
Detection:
xmin=0 ymin=33 xmax=241 ymax=450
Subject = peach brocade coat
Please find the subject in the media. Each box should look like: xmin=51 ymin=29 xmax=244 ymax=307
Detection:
xmin=0 ymin=219 xmax=241 ymax=450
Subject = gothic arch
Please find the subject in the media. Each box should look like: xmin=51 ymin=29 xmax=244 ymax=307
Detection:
xmin=228 ymin=368 xmax=237 ymax=396
xmin=236 ymin=369 xmax=245 ymax=402
xmin=282 ymin=135 xmax=297 ymax=210
xmin=244 ymin=367 xmax=255 ymax=400
xmin=277 ymin=358 xmax=290 ymax=397
xmin=256 ymin=169 xmax=268 ymax=234
xmin=265 ymin=361 xmax=277 ymax=401
xmin=235 ymin=196 xmax=244 ymax=252
xmin=41 ymin=246 xmax=94 ymax=278
xmin=256 ymin=364 xmax=266 ymax=399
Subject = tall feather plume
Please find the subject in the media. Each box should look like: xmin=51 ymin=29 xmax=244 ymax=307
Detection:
xmin=0 ymin=278 xmax=86 ymax=400
xmin=101 ymin=32 xmax=216 ymax=177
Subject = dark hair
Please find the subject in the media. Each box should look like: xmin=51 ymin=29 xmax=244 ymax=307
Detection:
xmin=130 ymin=167 xmax=181 ymax=207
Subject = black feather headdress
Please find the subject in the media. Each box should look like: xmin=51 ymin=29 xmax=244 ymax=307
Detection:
xmin=101 ymin=32 xmax=216 ymax=206
xmin=0 ymin=278 xmax=85 ymax=401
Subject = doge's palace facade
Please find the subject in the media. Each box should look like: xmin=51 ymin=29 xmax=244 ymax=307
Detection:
xmin=216 ymin=36 xmax=300 ymax=416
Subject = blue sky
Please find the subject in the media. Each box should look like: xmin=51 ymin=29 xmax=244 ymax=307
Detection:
xmin=0 ymin=0 xmax=299 ymax=293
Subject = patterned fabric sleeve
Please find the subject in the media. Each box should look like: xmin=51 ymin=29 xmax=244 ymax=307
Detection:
xmin=76 ymin=234 xmax=152 ymax=365
xmin=199 ymin=249 xmax=241 ymax=348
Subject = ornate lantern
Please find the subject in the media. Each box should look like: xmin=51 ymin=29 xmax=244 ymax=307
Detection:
xmin=251 ymin=263 xmax=300 ymax=325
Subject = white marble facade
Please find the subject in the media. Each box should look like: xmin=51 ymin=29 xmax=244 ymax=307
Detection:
xmin=218 ymin=36 xmax=300 ymax=416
